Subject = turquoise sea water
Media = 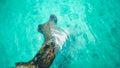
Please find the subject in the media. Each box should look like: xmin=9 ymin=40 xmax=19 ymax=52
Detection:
xmin=0 ymin=0 xmax=120 ymax=68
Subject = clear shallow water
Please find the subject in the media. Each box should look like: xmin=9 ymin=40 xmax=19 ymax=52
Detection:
xmin=0 ymin=0 xmax=120 ymax=68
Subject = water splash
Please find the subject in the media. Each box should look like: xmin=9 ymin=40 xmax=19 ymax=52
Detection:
xmin=51 ymin=28 xmax=69 ymax=50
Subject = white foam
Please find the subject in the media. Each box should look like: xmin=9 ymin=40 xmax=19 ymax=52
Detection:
xmin=51 ymin=28 xmax=69 ymax=50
